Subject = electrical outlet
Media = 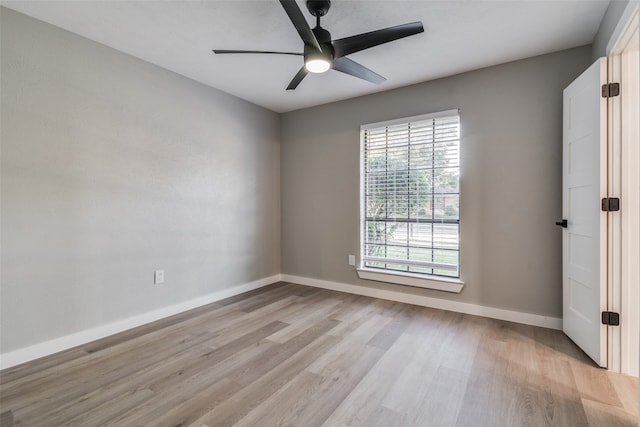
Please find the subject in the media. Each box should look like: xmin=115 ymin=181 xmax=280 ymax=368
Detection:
xmin=348 ymin=255 xmax=356 ymax=266
xmin=154 ymin=270 xmax=164 ymax=284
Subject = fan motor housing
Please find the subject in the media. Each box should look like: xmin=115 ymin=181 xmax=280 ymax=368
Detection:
xmin=304 ymin=42 xmax=333 ymax=63
xmin=306 ymin=0 xmax=331 ymax=17
xmin=312 ymin=26 xmax=332 ymax=44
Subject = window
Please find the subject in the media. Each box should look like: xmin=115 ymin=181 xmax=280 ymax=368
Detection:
xmin=359 ymin=109 xmax=461 ymax=289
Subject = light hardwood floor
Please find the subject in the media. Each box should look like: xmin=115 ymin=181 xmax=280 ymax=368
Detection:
xmin=0 ymin=282 xmax=637 ymax=426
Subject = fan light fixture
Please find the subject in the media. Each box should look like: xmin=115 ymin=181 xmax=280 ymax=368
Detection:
xmin=304 ymin=45 xmax=332 ymax=73
xmin=305 ymin=58 xmax=330 ymax=73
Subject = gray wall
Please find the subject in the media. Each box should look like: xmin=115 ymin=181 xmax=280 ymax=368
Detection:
xmin=281 ymin=46 xmax=592 ymax=318
xmin=592 ymin=0 xmax=631 ymax=59
xmin=1 ymin=8 xmax=280 ymax=353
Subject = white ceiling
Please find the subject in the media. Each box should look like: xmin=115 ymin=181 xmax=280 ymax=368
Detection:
xmin=2 ymin=0 xmax=610 ymax=113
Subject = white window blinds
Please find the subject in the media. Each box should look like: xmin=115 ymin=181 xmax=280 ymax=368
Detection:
xmin=360 ymin=109 xmax=460 ymax=278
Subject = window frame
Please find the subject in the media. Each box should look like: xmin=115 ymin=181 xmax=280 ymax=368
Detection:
xmin=357 ymin=109 xmax=464 ymax=293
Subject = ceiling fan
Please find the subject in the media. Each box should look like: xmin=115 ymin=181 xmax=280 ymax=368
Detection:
xmin=213 ymin=0 xmax=424 ymax=90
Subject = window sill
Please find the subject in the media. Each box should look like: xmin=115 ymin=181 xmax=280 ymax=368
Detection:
xmin=356 ymin=268 xmax=464 ymax=293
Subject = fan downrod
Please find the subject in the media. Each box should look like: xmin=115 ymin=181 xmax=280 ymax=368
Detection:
xmin=306 ymin=0 xmax=331 ymax=17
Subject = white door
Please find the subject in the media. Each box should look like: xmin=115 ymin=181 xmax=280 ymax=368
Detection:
xmin=562 ymin=58 xmax=608 ymax=367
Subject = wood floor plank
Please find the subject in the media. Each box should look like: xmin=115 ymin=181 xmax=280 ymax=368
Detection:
xmin=454 ymin=320 xmax=510 ymax=427
xmin=533 ymin=326 xmax=592 ymax=364
xmin=16 ymin=320 xmax=287 ymax=425
xmin=382 ymin=325 xmax=451 ymax=414
xmin=503 ymin=323 xmax=551 ymax=427
xmin=136 ymin=378 xmax=241 ymax=427
xmin=198 ymin=295 xmax=301 ymax=345
xmin=0 ymin=348 xmax=91 ymax=385
xmin=61 ymin=387 xmax=155 ymax=426
xmin=322 ymin=332 xmax=421 ymax=426
xmin=0 ymin=299 xmax=251 ymax=397
xmin=288 ymin=284 xmax=329 ymax=298
xmin=232 ymin=284 xmax=303 ymax=313
xmin=306 ymin=316 xmax=393 ymax=375
xmin=7 ymin=302 xmax=287 ymax=418
xmin=288 ymin=344 xmax=386 ymax=426
xmin=366 ymin=314 xmax=411 ymax=350
xmin=0 ymin=282 xmax=636 ymax=426
xmin=236 ymin=337 xmax=387 ymax=427
xmin=406 ymin=365 xmax=469 ymax=426
xmin=360 ymin=405 xmax=406 ymax=427
xmin=582 ymin=397 xmax=638 ymax=427
xmin=535 ymin=355 xmax=590 ymax=426
xmin=381 ymin=310 xmax=474 ymax=420
xmin=327 ymin=294 xmax=372 ymax=322
xmin=325 ymin=300 xmax=384 ymax=337
xmin=0 ymin=410 xmax=14 ymax=427
xmin=233 ymin=370 xmax=325 ymax=427
xmin=266 ymin=296 xmax=346 ymax=343
xmin=146 ymin=320 xmax=289 ymax=393
xmin=608 ymin=371 xmax=639 ymax=416
xmin=3 ymin=329 xmax=203 ymax=414
xmin=438 ymin=313 xmax=484 ymax=374
xmin=215 ymin=282 xmax=290 ymax=307
xmin=188 ymin=323 xmax=341 ymax=426
xmin=570 ymin=356 xmax=626 ymax=407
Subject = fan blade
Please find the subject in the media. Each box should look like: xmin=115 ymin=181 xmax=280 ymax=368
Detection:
xmin=332 ymin=57 xmax=386 ymax=84
xmin=279 ymin=0 xmax=321 ymax=52
xmin=332 ymin=22 xmax=424 ymax=58
xmin=286 ymin=66 xmax=308 ymax=90
xmin=213 ymin=49 xmax=303 ymax=56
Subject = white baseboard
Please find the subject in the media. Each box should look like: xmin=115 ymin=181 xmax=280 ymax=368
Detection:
xmin=281 ymin=274 xmax=562 ymax=331
xmin=0 ymin=274 xmax=282 ymax=370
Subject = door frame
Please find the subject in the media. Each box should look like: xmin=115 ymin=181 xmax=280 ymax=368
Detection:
xmin=606 ymin=2 xmax=639 ymax=376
